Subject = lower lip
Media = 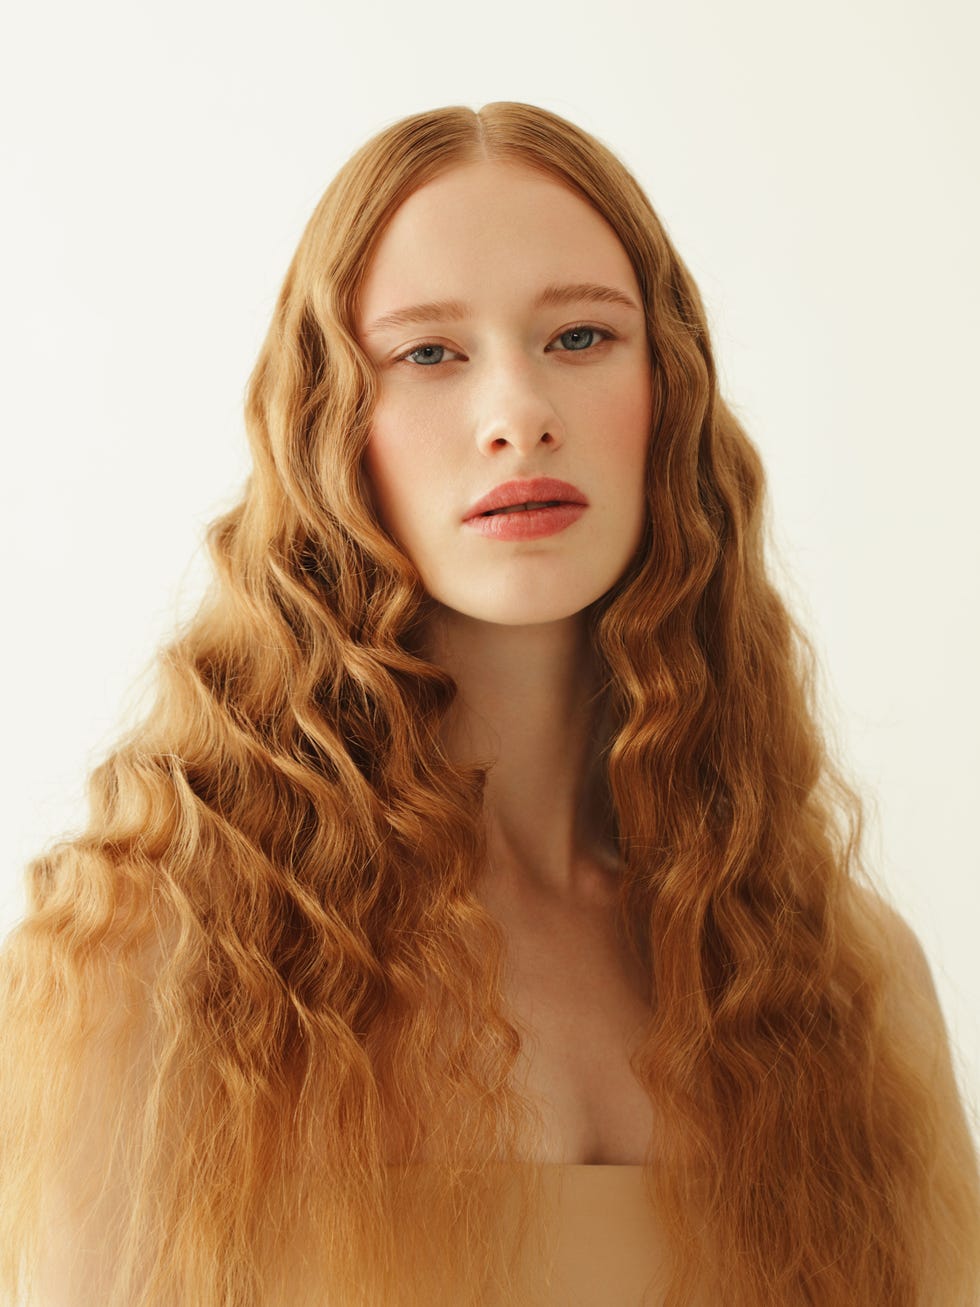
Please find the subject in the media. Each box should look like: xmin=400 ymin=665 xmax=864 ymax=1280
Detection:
xmin=463 ymin=503 xmax=588 ymax=540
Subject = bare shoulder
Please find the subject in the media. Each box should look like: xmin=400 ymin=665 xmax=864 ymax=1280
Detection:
xmin=849 ymin=882 xmax=966 ymax=1090
xmin=851 ymin=885 xmax=980 ymax=1300
xmin=853 ymin=884 xmax=937 ymax=988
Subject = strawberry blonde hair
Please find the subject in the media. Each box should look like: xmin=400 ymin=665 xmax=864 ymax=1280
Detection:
xmin=1 ymin=101 xmax=978 ymax=1307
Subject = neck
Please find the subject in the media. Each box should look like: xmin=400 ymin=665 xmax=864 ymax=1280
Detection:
xmin=425 ymin=606 xmax=617 ymax=900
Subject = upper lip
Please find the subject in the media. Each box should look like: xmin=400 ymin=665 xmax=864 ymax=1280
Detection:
xmin=463 ymin=477 xmax=589 ymax=521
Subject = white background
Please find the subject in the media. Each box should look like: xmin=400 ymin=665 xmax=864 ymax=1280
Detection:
xmin=2 ymin=1 xmax=977 ymax=1139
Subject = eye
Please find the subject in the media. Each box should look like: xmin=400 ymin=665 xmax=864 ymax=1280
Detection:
xmin=546 ymin=323 xmax=616 ymax=354
xmin=389 ymin=321 xmax=614 ymax=368
xmin=394 ymin=341 xmax=463 ymax=367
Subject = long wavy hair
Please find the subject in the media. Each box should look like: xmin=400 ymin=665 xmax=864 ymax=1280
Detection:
xmin=2 ymin=101 xmax=978 ymax=1307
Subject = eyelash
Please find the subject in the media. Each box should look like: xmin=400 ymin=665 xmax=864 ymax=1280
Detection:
xmin=392 ymin=322 xmax=616 ymax=368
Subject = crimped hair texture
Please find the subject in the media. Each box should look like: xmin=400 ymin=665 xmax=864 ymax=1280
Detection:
xmin=1 ymin=101 xmax=978 ymax=1307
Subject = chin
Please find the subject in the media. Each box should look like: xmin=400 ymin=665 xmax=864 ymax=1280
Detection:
xmin=440 ymin=598 xmax=609 ymax=629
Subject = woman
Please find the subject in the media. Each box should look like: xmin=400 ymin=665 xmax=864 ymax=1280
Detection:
xmin=1 ymin=101 xmax=978 ymax=1307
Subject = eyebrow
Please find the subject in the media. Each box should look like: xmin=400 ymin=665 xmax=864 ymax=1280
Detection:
xmin=362 ymin=281 xmax=642 ymax=338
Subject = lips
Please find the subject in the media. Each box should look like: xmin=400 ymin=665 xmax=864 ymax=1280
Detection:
xmin=463 ymin=477 xmax=588 ymax=522
xmin=483 ymin=501 xmax=559 ymax=516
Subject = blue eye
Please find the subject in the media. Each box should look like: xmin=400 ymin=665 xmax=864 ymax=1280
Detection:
xmin=551 ymin=325 xmax=607 ymax=352
xmin=394 ymin=323 xmax=615 ymax=369
xmin=401 ymin=342 xmax=454 ymax=366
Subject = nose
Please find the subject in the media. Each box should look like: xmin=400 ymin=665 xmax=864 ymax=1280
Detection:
xmin=473 ymin=360 xmax=566 ymax=456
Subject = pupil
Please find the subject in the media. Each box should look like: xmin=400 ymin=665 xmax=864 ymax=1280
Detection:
xmin=564 ymin=328 xmax=591 ymax=350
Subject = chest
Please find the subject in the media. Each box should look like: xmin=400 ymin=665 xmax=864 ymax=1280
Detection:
xmin=486 ymin=881 xmax=656 ymax=1166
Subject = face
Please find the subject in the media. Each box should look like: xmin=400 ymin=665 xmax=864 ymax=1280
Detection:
xmin=355 ymin=160 xmax=653 ymax=628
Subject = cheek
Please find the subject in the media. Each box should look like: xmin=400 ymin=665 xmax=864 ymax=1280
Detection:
xmin=362 ymin=408 xmax=437 ymax=541
xmin=362 ymin=426 xmax=403 ymax=533
xmin=363 ymin=394 xmax=454 ymax=507
xmin=602 ymin=370 xmax=652 ymax=471
xmin=598 ymin=373 xmax=652 ymax=535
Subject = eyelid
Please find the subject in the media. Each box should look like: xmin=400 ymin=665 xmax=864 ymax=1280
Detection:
xmin=392 ymin=340 xmax=465 ymax=365
xmin=544 ymin=323 xmax=618 ymax=351
xmin=391 ymin=321 xmax=617 ymax=366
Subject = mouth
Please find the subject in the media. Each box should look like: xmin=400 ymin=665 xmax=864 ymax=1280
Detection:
xmin=480 ymin=500 xmax=565 ymax=517
xmin=465 ymin=499 xmax=588 ymax=540
xmin=464 ymin=478 xmax=588 ymax=521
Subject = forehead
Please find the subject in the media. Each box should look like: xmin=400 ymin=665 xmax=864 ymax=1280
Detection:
xmin=355 ymin=161 xmax=639 ymax=333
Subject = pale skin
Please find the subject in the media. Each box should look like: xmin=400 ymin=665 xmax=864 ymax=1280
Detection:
xmin=356 ymin=159 xmax=651 ymax=906
xmin=355 ymin=160 xmax=659 ymax=1161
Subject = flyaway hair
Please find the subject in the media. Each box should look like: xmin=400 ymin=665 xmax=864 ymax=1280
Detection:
xmin=1 ymin=101 xmax=979 ymax=1307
